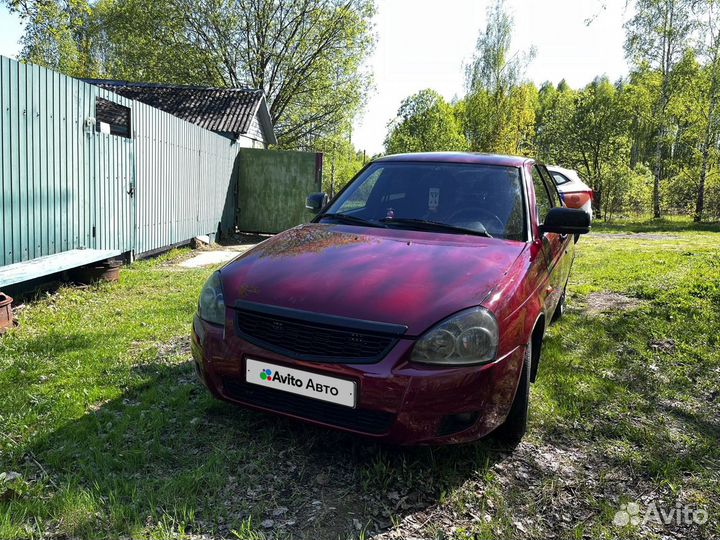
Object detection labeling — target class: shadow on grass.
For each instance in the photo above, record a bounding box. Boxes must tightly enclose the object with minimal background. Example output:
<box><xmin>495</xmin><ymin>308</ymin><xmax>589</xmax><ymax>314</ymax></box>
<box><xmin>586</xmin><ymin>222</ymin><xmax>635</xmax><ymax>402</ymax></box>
<box><xmin>538</xmin><ymin>305</ymin><xmax>720</xmax><ymax>482</ymax></box>
<box><xmin>21</xmin><ymin>359</ymin><xmax>511</xmax><ymax>539</ymax></box>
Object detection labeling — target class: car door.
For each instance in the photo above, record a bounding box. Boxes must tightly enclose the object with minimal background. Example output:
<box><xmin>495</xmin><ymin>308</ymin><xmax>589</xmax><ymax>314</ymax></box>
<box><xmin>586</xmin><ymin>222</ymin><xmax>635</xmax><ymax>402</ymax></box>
<box><xmin>539</xmin><ymin>165</ymin><xmax>574</xmax><ymax>292</ymax></box>
<box><xmin>530</xmin><ymin>164</ymin><xmax>569</xmax><ymax>318</ymax></box>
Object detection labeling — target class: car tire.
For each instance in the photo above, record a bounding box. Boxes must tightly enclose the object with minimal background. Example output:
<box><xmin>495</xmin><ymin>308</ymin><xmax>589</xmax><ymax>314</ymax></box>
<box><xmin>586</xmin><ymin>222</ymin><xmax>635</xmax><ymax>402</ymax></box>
<box><xmin>551</xmin><ymin>288</ymin><xmax>566</xmax><ymax>323</ymax></box>
<box><xmin>490</xmin><ymin>340</ymin><xmax>531</xmax><ymax>447</ymax></box>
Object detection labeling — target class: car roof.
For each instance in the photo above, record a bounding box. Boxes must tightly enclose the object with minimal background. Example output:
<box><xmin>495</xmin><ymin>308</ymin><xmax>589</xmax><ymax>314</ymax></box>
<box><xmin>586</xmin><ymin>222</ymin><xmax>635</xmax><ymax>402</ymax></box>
<box><xmin>374</xmin><ymin>152</ymin><xmax>533</xmax><ymax>167</ymax></box>
<box><xmin>546</xmin><ymin>165</ymin><xmax>585</xmax><ymax>182</ymax></box>
<box><xmin>546</xmin><ymin>164</ymin><xmax>575</xmax><ymax>174</ymax></box>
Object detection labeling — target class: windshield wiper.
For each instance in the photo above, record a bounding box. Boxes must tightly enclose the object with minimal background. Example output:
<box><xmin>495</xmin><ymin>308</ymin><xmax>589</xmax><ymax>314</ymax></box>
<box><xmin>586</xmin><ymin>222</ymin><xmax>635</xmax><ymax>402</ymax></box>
<box><xmin>317</xmin><ymin>213</ymin><xmax>387</xmax><ymax>228</ymax></box>
<box><xmin>380</xmin><ymin>217</ymin><xmax>492</xmax><ymax>238</ymax></box>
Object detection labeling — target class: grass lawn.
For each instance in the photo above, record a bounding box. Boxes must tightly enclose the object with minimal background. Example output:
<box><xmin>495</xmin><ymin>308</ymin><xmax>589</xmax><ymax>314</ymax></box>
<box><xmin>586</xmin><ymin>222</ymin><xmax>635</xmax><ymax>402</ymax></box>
<box><xmin>1</xmin><ymin>219</ymin><xmax>719</xmax><ymax>539</ymax></box>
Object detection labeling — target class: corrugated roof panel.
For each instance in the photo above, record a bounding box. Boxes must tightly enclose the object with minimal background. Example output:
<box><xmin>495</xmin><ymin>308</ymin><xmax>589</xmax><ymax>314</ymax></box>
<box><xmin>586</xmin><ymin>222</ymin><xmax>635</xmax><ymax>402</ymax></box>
<box><xmin>83</xmin><ymin>80</ymin><xmax>265</xmax><ymax>138</ymax></box>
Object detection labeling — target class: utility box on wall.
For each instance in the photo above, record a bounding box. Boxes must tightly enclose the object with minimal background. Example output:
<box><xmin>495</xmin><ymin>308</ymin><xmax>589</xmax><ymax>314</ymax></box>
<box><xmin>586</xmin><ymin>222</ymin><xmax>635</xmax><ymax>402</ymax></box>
<box><xmin>235</xmin><ymin>149</ymin><xmax>323</xmax><ymax>234</ymax></box>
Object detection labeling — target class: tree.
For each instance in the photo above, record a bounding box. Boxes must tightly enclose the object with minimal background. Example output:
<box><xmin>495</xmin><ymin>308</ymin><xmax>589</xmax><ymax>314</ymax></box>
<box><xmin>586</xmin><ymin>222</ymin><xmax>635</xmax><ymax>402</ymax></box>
<box><xmin>462</xmin><ymin>0</ymin><xmax>536</xmax><ymax>154</ymax></box>
<box><xmin>694</xmin><ymin>0</ymin><xmax>720</xmax><ymax>221</ymax></box>
<box><xmin>384</xmin><ymin>89</ymin><xmax>467</xmax><ymax>154</ymax></box>
<box><xmin>464</xmin><ymin>0</ymin><xmax>533</xmax><ymax>96</ymax></box>
<box><xmin>571</xmin><ymin>77</ymin><xmax>631</xmax><ymax>212</ymax></box>
<box><xmin>314</xmin><ymin>131</ymin><xmax>367</xmax><ymax>196</ymax></box>
<box><xmin>3</xmin><ymin>0</ymin><xmax>96</xmax><ymax>75</ymax></box>
<box><xmin>175</xmin><ymin>0</ymin><xmax>376</xmax><ymax>148</ymax></box>
<box><xmin>535</xmin><ymin>80</ymin><xmax>577</xmax><ymax>164</ymax></box>
<box><xmin>4</xmin><ymin>0</ymin><xmax>377</xmax><ymax>149</ymax></box>
<box><xmin>625</xmin><ymin>0</ymin><xmax>697</xmax><ymax>217</ymax></box>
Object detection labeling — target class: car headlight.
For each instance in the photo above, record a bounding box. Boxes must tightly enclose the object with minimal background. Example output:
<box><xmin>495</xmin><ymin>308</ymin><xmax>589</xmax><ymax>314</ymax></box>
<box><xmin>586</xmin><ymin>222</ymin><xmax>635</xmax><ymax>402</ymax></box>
<box><xmin>411</xmin><ymin>307</ymin><xmax>499</xmax><ymax>365</ymax></box>
<box><xmin>198</xmin><ymin>271</ymin><xmax>226</xmax><ymax>325</ymax></box>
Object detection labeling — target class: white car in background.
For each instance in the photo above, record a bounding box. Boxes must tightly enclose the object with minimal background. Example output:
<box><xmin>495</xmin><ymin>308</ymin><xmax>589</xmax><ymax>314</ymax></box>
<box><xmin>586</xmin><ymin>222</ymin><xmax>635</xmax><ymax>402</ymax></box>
<box><xmin>547</xmin><ymin>165</ymin><xmax>594</xmax><ymax>221</ymax></box>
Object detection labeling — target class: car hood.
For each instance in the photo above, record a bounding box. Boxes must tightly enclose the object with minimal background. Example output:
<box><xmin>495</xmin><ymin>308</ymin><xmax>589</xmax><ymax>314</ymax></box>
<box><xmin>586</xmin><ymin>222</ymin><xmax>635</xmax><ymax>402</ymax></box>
<box><xmin>220</xmin><ymin>224</ymin><xmax>525</xmax><ymax>335</ymax></box>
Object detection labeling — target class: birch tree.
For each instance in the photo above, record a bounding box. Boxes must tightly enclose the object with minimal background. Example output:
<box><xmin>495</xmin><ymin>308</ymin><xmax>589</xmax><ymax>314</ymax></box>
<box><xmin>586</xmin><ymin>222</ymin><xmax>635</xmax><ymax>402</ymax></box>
<box><xmin>624</xmin><ymin>0</ymin><xmax>697</xmax><ymax>217</ymax></box>
<box><xmin>694</xmin><ymin>0</ymin><xmax>720</xmax><ymax>221</ymax></box>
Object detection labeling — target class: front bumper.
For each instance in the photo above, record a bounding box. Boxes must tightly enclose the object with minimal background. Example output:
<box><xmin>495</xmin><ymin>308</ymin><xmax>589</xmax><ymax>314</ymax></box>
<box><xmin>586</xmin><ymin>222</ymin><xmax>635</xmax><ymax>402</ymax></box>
<box><xmin>191</xmin><ymin>314</ymin><xmax>525</xmax><ymax>445</ymax></box>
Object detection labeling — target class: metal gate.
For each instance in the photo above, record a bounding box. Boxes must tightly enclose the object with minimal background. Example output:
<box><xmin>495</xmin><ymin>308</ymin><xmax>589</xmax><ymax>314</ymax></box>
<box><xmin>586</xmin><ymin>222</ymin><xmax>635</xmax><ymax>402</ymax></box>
<box><xmin>235</xmin><ymin>148</ymin><xmax>322</xmax><ymax>234</ymax></box>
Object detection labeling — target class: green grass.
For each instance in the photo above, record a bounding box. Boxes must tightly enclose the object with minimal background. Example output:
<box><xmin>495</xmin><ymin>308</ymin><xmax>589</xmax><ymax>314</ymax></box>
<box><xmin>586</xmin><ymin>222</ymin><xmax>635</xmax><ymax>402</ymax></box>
<box><xmin>592</xmin><ymin>214</ymin><xmax>720</xmax><ymax>233</ymax></box>
<box><xmin>1</xmin><ymin>220</ymin><xmax>719</xmax><ymax>539</ymax></box>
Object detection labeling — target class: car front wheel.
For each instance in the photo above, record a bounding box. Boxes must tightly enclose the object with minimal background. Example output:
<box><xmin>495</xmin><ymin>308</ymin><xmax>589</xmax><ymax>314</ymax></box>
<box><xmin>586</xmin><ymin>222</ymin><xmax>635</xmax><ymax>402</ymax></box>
<box><xmin>490</xmin><ymin>340</ymin><xmax>531</xmax><ymax>447</ymax></box>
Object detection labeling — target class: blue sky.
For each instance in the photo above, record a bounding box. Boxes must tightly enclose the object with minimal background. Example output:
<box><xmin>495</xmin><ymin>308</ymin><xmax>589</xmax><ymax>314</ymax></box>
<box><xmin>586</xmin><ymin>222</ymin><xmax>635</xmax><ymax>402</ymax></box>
<box><xmin>0</xmin><ymin>1</ymin><xmax>630</xmax><ymax>154</ymax></box>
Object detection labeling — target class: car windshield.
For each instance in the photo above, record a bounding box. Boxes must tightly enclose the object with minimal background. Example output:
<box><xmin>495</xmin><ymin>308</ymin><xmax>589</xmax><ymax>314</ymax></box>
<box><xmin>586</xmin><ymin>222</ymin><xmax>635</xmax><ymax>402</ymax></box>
<box><xmin>322</xmin><ymin>162</ymin><xmax>526</xmax><ymax>241</ymax></box>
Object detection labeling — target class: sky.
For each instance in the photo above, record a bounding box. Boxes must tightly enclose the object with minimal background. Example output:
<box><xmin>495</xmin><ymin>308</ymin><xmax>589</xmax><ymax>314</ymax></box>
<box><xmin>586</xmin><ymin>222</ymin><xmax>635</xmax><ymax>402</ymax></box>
<box><xmin>0</xmin><ymin>8</ymin><xmax>23</xmax><ymax>59</ymax></box>
<box><xmin>353</xmin><ymin>0</ymin><xmax>631</xmax><ymax>154</ymax></box>
<box><xmin>0</xmin><ymin>1</ymin><xmax>631</xmax><ymax>155</ymax></box>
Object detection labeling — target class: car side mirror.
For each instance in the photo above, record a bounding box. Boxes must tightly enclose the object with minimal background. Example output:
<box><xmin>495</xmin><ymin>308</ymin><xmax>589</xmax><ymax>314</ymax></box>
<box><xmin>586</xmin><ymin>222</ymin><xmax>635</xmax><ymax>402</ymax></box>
<box><xmin>305</xmin><ymin>192</ymin><xmax>328</xmax><ymax>214</ymax></box>
<box><xmin>540</xmin><ymin>207</ymin><xmax>591</xmax><ymax>235</ymax></box>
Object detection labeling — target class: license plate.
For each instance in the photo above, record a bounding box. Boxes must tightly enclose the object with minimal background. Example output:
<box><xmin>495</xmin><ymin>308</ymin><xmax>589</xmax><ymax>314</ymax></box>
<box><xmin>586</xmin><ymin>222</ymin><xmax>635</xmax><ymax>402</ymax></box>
<box><xmin>245</xmin><ymin>358</ymin><xmax>356</xmax><ymax>408</ymax></box>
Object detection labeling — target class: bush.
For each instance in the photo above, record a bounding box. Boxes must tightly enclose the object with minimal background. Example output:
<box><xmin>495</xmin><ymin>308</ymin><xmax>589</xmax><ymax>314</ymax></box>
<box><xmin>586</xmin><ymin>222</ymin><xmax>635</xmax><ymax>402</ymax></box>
<box><xmin>662</xmin><ymin>168</ymin><xmax>699</xmax><ymax>215</ymax></box>
<box><xmin>601</xmin><ymin>163</ymin><xmax>654</xmax><ymax>220</ymax></box>
<box><xmin>700</xmin><ymin>169</ymin><xmax>720</xmax><ymax>220</ymax></box>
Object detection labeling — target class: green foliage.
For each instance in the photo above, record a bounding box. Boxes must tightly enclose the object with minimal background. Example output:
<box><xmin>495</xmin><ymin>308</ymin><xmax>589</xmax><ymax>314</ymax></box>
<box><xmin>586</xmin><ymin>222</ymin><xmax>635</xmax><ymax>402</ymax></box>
<box><xmin>624</xmin><ymin>0</ymin><xmax>699</xmax><ymax>217</ymax></box>
<box><xmin>461</xmin><ymin>0</ymin><xmax>536</xmax><ymax>155</ymax></box>
<box><xmin>464</xmin><ymin>0</ymin><xmax>534</xmax><ymax>95</ymax></box>
<box><xmin>314</xmin><ymin>133</ymin><xmax>368</xmax><ymax>195</ymax></box>
<box><xmin>536</xmin><ymin>80</ymin><xmax>576</xmax><ymax>164</ymax></box>
<box><xmin>602</xmin><ymin>163</ymin><xmax>654</xmax><ymax>220</ymax></box>
<box><xmin>384</xmin><ymin>89</ymin><xmax>467</xmax><ymax>154</ymax></box>
<box><xmin>462</xmin><ymin>83</ymin><xmax>537</xmax><ymax>155</ymax></box>
<box><xmin>8</xmin><ymin>0</ymin><xmax>96</xmax><ymax>75</ymax></box>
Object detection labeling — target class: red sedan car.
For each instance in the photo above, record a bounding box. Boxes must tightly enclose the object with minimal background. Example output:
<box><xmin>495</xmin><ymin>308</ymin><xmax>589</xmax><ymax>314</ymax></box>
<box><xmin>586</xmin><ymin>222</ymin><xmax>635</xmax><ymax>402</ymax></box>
<box><xmin>191</xmin><ymin>153</ymin><xmax>590</xmax><ymax>445</ymax></box>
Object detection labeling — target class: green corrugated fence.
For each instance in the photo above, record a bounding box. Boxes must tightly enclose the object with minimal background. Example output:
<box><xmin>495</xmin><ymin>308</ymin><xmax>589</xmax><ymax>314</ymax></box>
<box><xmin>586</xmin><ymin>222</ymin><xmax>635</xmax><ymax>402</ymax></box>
<box><xmin>0</xmin><ymin>55</ymin><xmax>240</xmax><ymax>269</ymax></box>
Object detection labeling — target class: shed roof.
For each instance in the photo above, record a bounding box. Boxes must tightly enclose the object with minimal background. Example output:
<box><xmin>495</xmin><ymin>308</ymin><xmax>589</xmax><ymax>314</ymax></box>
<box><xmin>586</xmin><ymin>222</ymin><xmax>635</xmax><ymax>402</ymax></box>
<box><xmin>84</xmin><ymin>79</ymin><xmax>277</xmax><ymax>144</ymax></box>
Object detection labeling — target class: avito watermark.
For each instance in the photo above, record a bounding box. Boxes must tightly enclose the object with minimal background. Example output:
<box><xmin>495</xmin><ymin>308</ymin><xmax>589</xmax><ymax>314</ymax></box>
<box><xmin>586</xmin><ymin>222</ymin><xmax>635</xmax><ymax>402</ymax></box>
<box><xmin>613</xmin><ymin>501</ymin><xmax>708</xmax><ymax>527</ymax></box>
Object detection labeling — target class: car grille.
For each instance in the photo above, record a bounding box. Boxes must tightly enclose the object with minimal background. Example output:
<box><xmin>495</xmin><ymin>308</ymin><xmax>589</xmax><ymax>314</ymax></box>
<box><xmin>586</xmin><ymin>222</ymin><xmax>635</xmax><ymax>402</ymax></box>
<box><xmin>233</xmin><ymin>302</ymin><xmax>406</xmax><ymax>363</ymax></box>
<box><xmin>222</xmin><ymin>379</ymin><xmax>395</xmax><ymax>435</ymax></box>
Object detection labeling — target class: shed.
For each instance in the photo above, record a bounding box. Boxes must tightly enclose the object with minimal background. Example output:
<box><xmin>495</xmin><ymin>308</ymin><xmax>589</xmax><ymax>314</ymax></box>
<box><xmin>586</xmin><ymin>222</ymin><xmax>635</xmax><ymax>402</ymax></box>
<box><xmin>0</xmin><ymin>56</ymin><xmax>262</xmax><ymax>289</ymax></box>
<box><xmin>83</xmin><ymin>80</ymin><xmax>277</xmax><ymax>147</ymax></box>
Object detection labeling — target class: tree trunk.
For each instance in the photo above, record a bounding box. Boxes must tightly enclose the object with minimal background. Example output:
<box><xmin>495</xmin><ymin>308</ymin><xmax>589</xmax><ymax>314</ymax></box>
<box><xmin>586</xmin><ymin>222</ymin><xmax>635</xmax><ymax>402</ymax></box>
<box><xmin>652</xmin><ymin>136</ymin><xmax>662</xmax><ymax>219</ymax></box>
<box><xmin>694</xmin><ymin>144</ymin><xmax>709</xmax><ymax>222</ymax></box>
<box><xmin>696</xmin><ymin>72</ymin><xmax>718</xmax><ymax>222</ymax></box>
<box><xmin>594</xmin><ymin>189</ymin><xmax>602</xmax><ymax>218</ymax></box>
<box><xmin>652</xmin><ymin>174</ymin><xmax>661</xmax><ymax>218</ymax></box>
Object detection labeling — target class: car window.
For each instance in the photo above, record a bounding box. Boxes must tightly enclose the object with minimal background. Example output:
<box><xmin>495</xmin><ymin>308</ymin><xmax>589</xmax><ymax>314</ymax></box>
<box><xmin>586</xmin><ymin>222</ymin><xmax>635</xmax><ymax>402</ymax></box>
<box><xmin>339</xmin><ymin>168</ymin><xmax>380</xmax><ymax>211</ymax></box>
<box><xmin>539</xmin><ymin>166</ymin><xmax>560</xmax><ymax>207</ymax></box>
<box><xmin>531</xmin><ymin>165</ymin><xmax>554</xmax><ymax>224</ymax></box>
<box><xmin>551</xmin><ymin>172</ymin><xmax>571</xmax><ymax>186</ymax></box>
<box><xmin>327</xmin><ymin>162</ymin><xmax>527</xmax><ymax>241</ymax></box>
